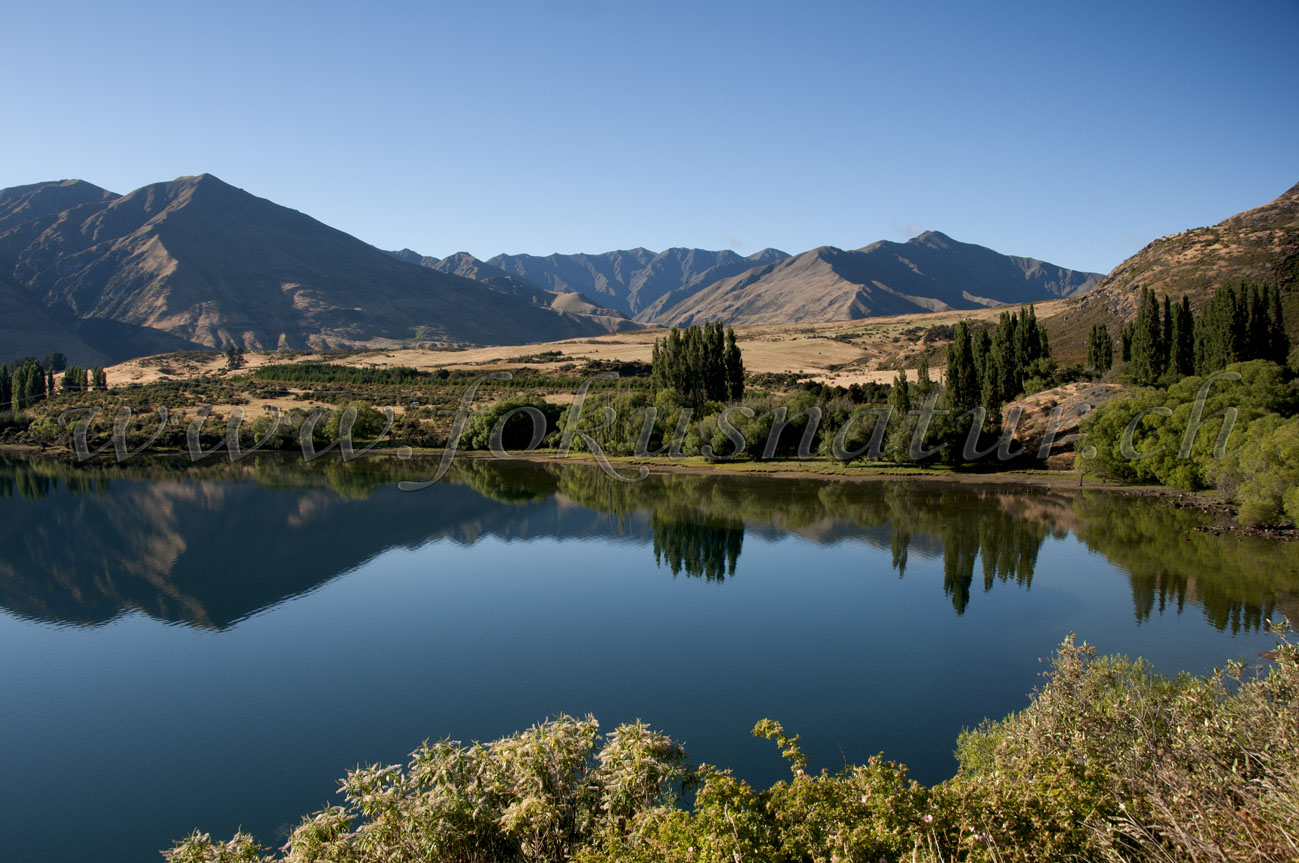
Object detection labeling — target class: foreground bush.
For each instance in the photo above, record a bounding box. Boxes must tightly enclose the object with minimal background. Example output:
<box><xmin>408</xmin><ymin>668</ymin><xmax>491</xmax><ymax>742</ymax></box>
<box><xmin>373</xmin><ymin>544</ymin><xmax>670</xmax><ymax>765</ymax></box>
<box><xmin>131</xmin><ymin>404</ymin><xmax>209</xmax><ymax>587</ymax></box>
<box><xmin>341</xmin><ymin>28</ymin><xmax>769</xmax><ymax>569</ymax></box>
<box><xmin>168</xmin><ymin>624</ymin><xmax>1298</xmax><ymax>863</ymax></box>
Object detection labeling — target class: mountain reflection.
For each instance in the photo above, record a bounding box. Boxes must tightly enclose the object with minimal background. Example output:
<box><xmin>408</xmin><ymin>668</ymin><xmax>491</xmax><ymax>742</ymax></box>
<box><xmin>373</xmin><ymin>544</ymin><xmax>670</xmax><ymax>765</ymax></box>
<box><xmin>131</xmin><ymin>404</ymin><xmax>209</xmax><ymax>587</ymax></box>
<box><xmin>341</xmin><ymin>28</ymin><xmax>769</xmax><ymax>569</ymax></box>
<box><xmin>0</xmin><ymin>456</ymin><xmax>1296</xmax><ymax>631</ymax></box>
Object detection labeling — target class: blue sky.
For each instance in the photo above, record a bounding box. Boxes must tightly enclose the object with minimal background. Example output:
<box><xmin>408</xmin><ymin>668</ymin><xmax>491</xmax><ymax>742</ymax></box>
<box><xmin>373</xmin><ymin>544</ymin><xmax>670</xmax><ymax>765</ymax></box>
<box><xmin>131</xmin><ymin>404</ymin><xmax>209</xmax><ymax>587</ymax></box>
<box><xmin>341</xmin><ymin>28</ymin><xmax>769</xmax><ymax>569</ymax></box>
<box><xmin>2</xmin><ymin>0</ymin><xmax>1296</xmax><ymax>274</ymax></box>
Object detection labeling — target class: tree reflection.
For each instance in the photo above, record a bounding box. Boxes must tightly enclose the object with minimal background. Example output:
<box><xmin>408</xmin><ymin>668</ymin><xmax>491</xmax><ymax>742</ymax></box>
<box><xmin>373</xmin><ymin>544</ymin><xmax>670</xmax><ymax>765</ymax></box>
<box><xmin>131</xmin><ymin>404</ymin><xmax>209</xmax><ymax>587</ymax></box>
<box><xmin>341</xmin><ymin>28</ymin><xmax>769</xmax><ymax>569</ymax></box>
<box><xmin>651</xmin><ymin>514</ymin><xmax>743</xmax><ymax>582</ymax></box>
<box><xmin>0</xmin><ymin>456</ymin><xmax>1295</xmax><ymax>631</ymax></box>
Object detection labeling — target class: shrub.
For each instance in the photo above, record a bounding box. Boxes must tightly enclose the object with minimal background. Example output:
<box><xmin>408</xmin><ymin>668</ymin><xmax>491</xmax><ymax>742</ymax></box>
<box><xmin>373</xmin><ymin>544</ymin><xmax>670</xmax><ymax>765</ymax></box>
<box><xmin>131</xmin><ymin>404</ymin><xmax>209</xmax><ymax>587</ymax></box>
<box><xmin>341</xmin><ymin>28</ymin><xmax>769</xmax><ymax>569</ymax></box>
<box><xmin>168</xmin><ymin>627</ymin><xmax>1299</xmax><ymax>863</ymax></box>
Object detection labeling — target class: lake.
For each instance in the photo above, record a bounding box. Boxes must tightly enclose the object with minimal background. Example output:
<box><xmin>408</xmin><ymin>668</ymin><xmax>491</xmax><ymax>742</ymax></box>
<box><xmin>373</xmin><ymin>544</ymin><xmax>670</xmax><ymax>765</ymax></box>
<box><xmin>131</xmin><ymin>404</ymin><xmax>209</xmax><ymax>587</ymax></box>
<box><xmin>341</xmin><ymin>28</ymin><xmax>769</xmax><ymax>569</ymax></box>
<box><xmin>1</xmin><ymin>455</ymin><xmax>1296</xmax><ymax>862</ymax></box>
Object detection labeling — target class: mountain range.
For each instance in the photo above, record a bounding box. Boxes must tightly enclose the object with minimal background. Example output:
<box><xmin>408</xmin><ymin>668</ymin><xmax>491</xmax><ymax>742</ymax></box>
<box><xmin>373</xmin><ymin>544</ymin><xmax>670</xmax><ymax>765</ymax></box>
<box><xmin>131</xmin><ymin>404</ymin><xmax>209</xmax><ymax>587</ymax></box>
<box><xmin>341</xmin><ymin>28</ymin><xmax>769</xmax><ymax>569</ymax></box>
<box><xmin>398</xmin><ymin>239</ymin><xmax>1101</xmax><ymax>327</ymax></box>
<box><xmin>1</xmin><ymin>173</ymin><xmax>1108</xmax><ymax>365</ymax></box>
<box><xmin>0</xmin><ymin>175</ymin><xmax>617</xmax><ymax>365</ymax></box>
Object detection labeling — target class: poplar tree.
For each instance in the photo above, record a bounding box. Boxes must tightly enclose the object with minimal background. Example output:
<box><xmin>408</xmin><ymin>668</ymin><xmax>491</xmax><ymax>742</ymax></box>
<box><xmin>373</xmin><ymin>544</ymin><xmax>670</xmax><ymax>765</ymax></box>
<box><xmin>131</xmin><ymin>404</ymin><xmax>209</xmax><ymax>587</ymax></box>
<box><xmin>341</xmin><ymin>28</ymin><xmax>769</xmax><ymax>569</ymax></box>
<box><xmin>1129</xmin><ymin>288</ymin><xmax>1165</xmax><ymax>385</ymax></box>
<box><xmin>945</xmin><ymin>320</ymin><xmax>980</xmax><ymax>413</ymax></box>
<box><xmin>914</xmin><ymin>352</ymin><xmax>932</xmax><ymax>397</ymax></box>
<box><xmin>1265</xmin><ymin>283</ymin><xmax>1290</xmax><ymax>363</ymax></box>
<box><xmin>651</xmin><ymin>321</ymin><xmax>744</xmax><ymax>407</ymax></box>
<box><xmin>1169</xmin><ymin>296</ymin><xmax>1195</xmax><ymax>377</ymax></box>
<box><xmin>1087</xmin><ymin>322</ymin><xmax>1113</xmax><ymax>372</ymax></box>
<box><xmin>62</xmin><ymin>365</ymin><xmax>85</xmax><ymax>393</ymax></box>
<box><xmin>723</xmin><ymin>327</ymin><xmax>744</xmax><ymax>400</ymax></box>
<box><xmin>0</xmin><ymin>363</ymin><xmax>10</xmax><ymax>411</ymax></box>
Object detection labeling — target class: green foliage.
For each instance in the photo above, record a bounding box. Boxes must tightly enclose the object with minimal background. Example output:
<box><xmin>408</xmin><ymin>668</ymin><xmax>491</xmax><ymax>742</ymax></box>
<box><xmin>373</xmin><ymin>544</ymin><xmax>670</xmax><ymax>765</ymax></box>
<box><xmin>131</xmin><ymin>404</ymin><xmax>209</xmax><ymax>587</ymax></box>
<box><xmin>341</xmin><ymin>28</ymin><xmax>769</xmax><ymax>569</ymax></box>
<box><xmin>1211</xmin><ymin>414</ymin><xmax>1299</xmax><ymax>525</ymax></box>
<box><xmin>8</xmin><ymin>358</ymin><xmax>46</xmax><ymax>411</ymax></box>
<box><xmin>1087</xmin><ymin>321</ymin><xmax>1114</xmax><ymax>372</ymax></box>
<box><xmin>253</xmin><ymin>362</ymin><xmax>429</xmax><ymax>385</ymax></box>
<box><xmin>462</xmin><ymin>396</ymin><xmax>563</xmax><ymax>451</ymax></box>
<box><xmin>1128</xmin><ymin>287</ymin><xmax>1166</xmax><ymax>385</ymax></box>
<box><xmin>166</xmin><ymin>715</ymin><xmax>688</xmax><ymax>863</ymax></box>
<box><xmin>948</xmin><ymin>626</ymin><xmax>1299</xmax><ymax>862</ymax></box>
<box><xmin>321</xmin><ymin>402</ymin><xmax>391</xmax><ymax>446</ymax></box>
<box><xmin>60</xmin><ymin>365</ymin><xmax>89</xmax><ymax>393</ymax></box>
<box><xmin>1077</xmin><ymin>359</ymin><xmax>1297</xmax><ymax>491</ymax></box>
<box><xmin>945</xmin><ymin>321</ymin><xmax>980</xmax><ymax>414</ymax></box>
<box><xmin>650</xmin><ymin>322</ymin><xmax>743</xmax><ymax>408</ymax></box>
<box><xmin>168</xmin><ymin>629</ymin><xmax>1299</xmax><ymax>863</ymax></box>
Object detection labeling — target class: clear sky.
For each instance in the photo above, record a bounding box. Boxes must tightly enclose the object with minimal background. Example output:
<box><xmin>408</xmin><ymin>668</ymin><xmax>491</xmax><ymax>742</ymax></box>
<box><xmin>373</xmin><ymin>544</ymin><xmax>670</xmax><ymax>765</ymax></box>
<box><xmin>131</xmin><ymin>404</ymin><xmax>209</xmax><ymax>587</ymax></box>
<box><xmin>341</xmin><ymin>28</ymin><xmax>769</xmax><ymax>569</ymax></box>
<box><xmin>2</xmin><ymin>0</ymin><xmax>1296</xmax><ymax>274</ymax></box>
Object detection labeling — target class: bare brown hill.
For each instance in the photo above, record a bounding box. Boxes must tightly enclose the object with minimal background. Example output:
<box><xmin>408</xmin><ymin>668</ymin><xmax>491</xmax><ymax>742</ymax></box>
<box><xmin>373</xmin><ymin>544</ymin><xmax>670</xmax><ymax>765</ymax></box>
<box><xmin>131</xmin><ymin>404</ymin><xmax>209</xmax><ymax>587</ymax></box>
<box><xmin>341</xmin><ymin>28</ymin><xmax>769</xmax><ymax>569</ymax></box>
<box><xmin>1048</xmin><ymin>181</ymin><xmax>1299</xmax><ymax>363</ymax></box>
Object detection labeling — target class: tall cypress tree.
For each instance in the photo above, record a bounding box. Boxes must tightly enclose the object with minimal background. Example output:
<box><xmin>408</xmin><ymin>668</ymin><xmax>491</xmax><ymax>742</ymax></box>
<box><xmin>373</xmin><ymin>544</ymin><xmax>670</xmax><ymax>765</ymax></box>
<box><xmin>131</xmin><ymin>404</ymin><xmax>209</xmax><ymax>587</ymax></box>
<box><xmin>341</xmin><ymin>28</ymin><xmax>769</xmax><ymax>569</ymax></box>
<box><xmin>652</xmin><ymin>322</ymin><xmax>744</xmax><ymax>405</ymax></box>
<box><xmin>990</xmin><ymin>311</ymin><xmax>1019</xmax><ymax>400</ymax></box>
<box><xmin>0</xmin><ymin>363</ymin><xmax>9</xmax><ymax>411</ymax></box>
<box><xmin>1168</xmin><ymin>296</ymin><xmax>1195</xmax><ymax>377</ymax></box>
<box><xmin>1265</xmin><ymin>283</ymin><xmax>1290</xmax><ymax>363</ymax></box>
<box><xmin>1087</xmin><ymin>322</ymin><xmax>1113</xmax><ymax>372</ymax></box>
<box><xmin>1129</xmin><ymin>288</ymin><xmax>1164</xmax><ymax>385</ymax></box>
<box><xmin>1169</xmin><ymin>295</ymin><xmax>1179</xmax><ymax>371</ymax></box>
<box><xmin>971</xmin><ymin>328</ymin><xmax>991</xmax><ymax>385</ymax></box>
<box><xmin>1194</xmin><ymin>284</ymin><xmax>1242</xmax><ymax>374</ymax></box>
<box><xmin>945</xmin><ymin>320</ymin><xmax>980</xmax><ymax>413</ymax></box>
<box><xmin>723</xmin><ymin>327</ymin><xmax>744</xmax><ymax>401</ymax></box>
<box><xmin>914</xmin><ymin>352</ymin><xmax>932</xmax><ymax>397</ymax></box>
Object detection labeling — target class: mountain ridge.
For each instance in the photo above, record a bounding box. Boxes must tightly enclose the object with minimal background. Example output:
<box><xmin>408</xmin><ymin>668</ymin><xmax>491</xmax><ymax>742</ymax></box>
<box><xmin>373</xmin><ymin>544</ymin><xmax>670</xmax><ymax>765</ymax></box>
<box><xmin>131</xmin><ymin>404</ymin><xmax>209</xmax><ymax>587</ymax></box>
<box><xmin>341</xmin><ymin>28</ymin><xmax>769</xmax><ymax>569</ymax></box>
<box><xmin>0</xmin><ymin>175</ymin><xmax>615</xmax><ymax>363</ymax></box>
<box><xmin>646</xmin><ymin>231</ymin><xmax>1102</xmax><ymax>327</ymax></box>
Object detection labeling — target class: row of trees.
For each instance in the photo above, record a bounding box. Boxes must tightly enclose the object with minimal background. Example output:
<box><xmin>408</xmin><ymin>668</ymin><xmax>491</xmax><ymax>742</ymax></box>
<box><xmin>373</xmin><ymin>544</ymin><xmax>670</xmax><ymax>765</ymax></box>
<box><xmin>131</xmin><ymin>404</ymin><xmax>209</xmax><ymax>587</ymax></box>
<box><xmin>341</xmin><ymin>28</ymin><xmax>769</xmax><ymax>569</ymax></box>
<box><xmin>649</xmin><ymin>322</ymin><xmax>744</xmax><ymax>407</ymax></box>
<box><xmin>1</xmin><ymin>359</ymin><xmax>107</xmax><ymax>411</ymax></box>
<box><xmin>942</xmin><ymin>305</ymin><xmax>1052</xmax><ymax>418</ymax></box>
<box><xmin>1119</xmin><ymin>283</ymin><xmax>1289</xmax><ymax>385</ymax></box>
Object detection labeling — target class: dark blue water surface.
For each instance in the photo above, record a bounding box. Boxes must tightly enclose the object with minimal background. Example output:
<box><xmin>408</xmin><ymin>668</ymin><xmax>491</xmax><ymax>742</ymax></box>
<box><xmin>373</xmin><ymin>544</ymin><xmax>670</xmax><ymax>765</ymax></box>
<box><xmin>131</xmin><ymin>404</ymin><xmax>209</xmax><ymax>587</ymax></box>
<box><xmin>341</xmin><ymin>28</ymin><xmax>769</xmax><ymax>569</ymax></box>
<box><xmin>1</xmin><ymin>456</ymin><xmax>1295</xmax><ymax>862</ymax></box>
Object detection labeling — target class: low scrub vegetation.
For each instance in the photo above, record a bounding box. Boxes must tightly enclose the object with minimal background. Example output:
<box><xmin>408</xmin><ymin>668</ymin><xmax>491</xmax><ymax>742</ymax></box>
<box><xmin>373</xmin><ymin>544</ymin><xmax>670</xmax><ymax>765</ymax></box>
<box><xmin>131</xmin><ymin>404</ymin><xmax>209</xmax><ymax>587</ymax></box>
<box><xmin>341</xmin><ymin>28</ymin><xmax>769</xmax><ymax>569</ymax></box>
<box><xmin>1078</xmin><ymin>359</ymin><xmax>1299</xmax><ymax>524</ymax></box>
<box><xmin>167</xmin><ymin>624</ymin><xmax>1298</xmax><ymax>863</ymax></box>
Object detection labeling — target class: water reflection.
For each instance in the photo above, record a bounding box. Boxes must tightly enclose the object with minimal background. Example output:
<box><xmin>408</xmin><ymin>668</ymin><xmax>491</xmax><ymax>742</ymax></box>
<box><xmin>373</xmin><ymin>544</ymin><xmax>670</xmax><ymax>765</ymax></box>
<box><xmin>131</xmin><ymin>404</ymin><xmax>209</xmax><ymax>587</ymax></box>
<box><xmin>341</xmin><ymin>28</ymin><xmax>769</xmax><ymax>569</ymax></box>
<box><xmin>0</xmin><ymin>455</ymin><xmax>1296</xmax><ymax>631</ymax></box>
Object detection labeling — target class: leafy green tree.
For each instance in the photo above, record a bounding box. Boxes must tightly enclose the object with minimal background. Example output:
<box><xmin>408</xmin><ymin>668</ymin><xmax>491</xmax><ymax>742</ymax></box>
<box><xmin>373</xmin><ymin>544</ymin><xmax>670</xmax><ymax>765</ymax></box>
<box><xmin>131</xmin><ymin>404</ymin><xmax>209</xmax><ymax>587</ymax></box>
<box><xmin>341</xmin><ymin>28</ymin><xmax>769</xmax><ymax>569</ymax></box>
<box><xmin>1194</xmin><ymin>284</ymin><xmax>1246</xmax><ymax>374</ymax></box>
<box><xmin>1265</xmin><ymin>282</ymin><xmax>1290</xmax><ymax>363</ymax></box>
<box><xmin>225</xmin><ymin>346</ymin><xmax>246</xmax><ymax>370</ymax></box>
<box><xmin>1211</xmin><ymin>414</ymin><xmax>1299</xmax><ymax>525</ymax></box>
<box><xmin>913</xmin><ymin>352</ymin><xmax>932</xmax><ymax>397</ymax></box>
<box><xmin>463</xmin><ymin>396</ymin><xmax>564</xmax><ymax>451</ymax></box>
<box><xmin>322</xmin><ymin>402</ymin><xmax>390</xmax><ymax>445</ymax></box>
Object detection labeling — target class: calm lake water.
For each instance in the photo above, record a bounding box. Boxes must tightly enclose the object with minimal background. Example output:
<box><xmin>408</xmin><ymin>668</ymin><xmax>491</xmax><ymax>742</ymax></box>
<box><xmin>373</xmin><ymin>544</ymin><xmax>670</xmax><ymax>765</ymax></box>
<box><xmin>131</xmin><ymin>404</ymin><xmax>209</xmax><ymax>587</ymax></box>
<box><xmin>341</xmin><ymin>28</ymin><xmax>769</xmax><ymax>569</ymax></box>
<box><xmin>1</xmin><ymin>455</ymin><xmax>1297</xmax><ymax>862</ymax></box>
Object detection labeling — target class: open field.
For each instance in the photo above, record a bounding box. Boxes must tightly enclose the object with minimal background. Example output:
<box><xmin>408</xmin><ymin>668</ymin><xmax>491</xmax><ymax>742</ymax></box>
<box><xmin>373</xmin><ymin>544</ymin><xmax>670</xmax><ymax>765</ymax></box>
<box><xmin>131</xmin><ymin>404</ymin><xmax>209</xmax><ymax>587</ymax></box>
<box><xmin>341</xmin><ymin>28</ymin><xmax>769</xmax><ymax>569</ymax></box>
<box><xmin>105</xmin><ymin>298</ymin><xmax>1080</xmax><ymax>388</ymax></box>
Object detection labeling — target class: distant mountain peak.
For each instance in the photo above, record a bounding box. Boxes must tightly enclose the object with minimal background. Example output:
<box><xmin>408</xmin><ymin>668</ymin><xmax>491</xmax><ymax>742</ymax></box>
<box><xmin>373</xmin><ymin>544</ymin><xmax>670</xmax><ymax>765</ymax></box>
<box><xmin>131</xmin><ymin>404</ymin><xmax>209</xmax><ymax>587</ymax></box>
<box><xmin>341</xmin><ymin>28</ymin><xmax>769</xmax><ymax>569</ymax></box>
<box><xmin>910</xmin><ymin>230</ymin><xmax>956</xmax><ymax>247</ymax></box>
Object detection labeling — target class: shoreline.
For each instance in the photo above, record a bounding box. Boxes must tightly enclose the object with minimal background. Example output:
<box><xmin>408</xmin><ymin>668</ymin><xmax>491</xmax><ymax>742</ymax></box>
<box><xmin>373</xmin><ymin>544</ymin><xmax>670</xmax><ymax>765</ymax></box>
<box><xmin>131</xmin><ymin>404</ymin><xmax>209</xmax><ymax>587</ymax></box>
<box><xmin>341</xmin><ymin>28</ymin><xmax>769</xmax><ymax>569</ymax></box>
<box><xmin>4</xmin><ymin>441</ymin><xmax>1292</xmax><ymax>540</ymax></box>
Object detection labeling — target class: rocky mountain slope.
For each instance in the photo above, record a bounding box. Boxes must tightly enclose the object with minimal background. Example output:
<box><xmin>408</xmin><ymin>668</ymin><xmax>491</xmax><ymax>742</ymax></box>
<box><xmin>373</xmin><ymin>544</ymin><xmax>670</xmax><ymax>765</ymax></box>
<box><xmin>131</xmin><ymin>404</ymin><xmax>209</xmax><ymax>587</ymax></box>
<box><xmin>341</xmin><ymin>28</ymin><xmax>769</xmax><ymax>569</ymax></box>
<box><xmin>390</xmin><ymin>249</ymin><xmax>638</xmax><ymax>333</ymax></box>
<box><xmin>487</xmin><ymin>246</ymin><xmax>790</xmax><ymax>317</ymax></box>
<box><xmin>1047</xmin><ymin>181</ymin><xmax>1299</xmax><ymax>362</ymax></box>
<box><xmin>0</xmin><ymin>175</ymin><xmax>613</xmax><ymax>364</ymax></box>
<box><xmin>645</xmin><ymin>231</ymin><xmax>1102</xmax><ymax>327</ymax></box>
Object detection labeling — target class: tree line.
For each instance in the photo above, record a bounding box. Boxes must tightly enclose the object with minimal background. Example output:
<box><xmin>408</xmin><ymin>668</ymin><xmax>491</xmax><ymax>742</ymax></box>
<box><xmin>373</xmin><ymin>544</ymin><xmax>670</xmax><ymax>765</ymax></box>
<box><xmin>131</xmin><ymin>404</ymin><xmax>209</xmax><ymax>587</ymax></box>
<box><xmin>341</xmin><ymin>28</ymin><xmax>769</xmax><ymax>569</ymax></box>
<box><xmin>1112</xmin><ymin>283</ymin><xmax>1289</xmax><ymax>385</ymax></box>
<box><xmin>0</xmin><ymin>357</ymin><xmax>107</xmax><ymax>411</ymax></box>
<box><xmin>941</xmin><ymin>304</ymin><xmax>1052</xmax><ymax>417</ymax></box>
